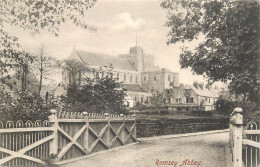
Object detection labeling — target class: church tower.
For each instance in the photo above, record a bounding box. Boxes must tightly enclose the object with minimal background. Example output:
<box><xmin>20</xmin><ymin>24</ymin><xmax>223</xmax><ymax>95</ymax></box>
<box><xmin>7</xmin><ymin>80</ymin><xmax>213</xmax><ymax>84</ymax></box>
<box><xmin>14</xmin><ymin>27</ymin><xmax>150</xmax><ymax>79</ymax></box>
<box><xmin>129</xmin><ymin>46</ymin><xmax>143</xmax><ymax>72</ymax></box>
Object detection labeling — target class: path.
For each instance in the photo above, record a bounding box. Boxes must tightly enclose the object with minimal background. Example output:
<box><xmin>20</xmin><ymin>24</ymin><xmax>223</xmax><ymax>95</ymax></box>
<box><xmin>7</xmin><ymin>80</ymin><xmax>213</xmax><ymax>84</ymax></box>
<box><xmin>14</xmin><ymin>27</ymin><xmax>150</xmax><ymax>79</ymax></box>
<box><xmin>61</xmin><ymin>132</ymin><xmax>231</xmax><ymax>167</ymax></box>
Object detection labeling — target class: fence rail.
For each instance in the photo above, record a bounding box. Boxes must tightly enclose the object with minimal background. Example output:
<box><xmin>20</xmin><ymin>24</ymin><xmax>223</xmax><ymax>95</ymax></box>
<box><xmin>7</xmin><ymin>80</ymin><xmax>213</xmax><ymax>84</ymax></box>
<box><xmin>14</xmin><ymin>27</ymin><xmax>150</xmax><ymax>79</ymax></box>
<box><xmin>0</xmin><ymin>110</ymin><xmax>137</xmax><ymax>166</ymax></box>
<box><xmin>0</xmin><ymin>120</ymin><xmax>52</xmax><ymax>167</ymax></box>
<box><xmin>229</xmin><ymin>108</ymin><xmax>260</xmax><ymax>167</ymax></box>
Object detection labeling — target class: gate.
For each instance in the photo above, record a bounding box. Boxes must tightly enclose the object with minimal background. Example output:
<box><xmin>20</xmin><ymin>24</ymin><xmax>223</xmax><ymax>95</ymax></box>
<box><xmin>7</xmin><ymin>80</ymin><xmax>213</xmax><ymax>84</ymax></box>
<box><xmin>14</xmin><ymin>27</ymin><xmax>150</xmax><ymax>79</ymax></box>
<box><xmin>229</xmin><ymin>108</ymin><xmax>260</xmax><ymax>167</ymax></box>
<box><xmin>0</xmin><ymin>110</ymin><xmax>137</xmax><ymax>166</ymax></box>
<box><xmin>50</xmin><ymin>111</ymin><xmax>137</xmax><ymax>165</ymax></box>
<box><xmin>0</xmin><ymin>120</ymin><xmax>53</xmax><ymax>166</ymax></box>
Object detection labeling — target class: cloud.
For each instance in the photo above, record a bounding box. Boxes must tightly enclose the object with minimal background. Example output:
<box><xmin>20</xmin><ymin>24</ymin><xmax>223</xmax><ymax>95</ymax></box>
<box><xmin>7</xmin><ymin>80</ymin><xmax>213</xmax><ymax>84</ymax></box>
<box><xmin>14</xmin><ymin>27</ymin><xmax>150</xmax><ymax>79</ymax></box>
<box><xmin>111</xmin><ymin>12</ymin><xmax>146</xmax><ymax>31</ymax></box>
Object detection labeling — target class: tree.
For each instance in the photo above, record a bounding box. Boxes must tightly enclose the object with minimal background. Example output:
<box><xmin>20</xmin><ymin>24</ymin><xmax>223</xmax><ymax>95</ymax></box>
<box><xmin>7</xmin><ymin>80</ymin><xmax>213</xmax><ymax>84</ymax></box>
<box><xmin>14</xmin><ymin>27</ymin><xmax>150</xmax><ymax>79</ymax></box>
<box><xmin>216</xmin><ymin>98</ymin><xmax>235</xmax><ymax>115</ymax></box>
<box><xmin>0</xmin><ymin>0</ymin><xmax>97</xmax><ymax>36</ymax></box>
<box><xmin>0</xmin><ymin>1</ymin><xmax>98</xmax><ymax>121</ymax></box>
<box><xmin>60</xmin><ymin>59</ymin><xmax>90</xmax><ymax>87</ymax></box>
<box><xmin>150</xmin><ymin>90</ymin><xmax>165</xmax><ymax>111</ymax></box>
<box><xmin>161</xmin><ymin>1</ymin><xmax>259</xmax><ymax>106</ymax></box>
<box><xmin>61</xmin><ymin>66</ymin><xmax>127</xmax><ymax>114</ymax></box>
<box><xmin>31</xmin><ymin>45</ymin><xmax>58</xmax><ymax>96</ymax></box>
<box><xmin>1</xmin><ymin>0</ymin><xmax>97</xmax><ymax>82</ymax></box>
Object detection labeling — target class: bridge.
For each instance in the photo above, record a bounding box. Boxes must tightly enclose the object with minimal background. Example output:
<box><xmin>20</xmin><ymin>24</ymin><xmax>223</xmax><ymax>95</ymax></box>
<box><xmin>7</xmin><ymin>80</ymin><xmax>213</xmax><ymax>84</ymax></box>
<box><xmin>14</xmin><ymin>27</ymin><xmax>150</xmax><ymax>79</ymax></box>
<box><xmin>61</xmin><ymin>130</ymin><xmax>232</xmax><ymax>167</ymax></box>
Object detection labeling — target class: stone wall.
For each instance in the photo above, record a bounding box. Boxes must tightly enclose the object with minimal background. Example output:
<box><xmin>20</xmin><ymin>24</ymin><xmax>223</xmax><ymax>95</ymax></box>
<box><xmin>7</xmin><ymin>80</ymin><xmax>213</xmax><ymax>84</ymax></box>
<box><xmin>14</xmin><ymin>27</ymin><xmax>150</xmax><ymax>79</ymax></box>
<box><xmin>136</xmin><ymin>117</ymin><xmax>229</xmax><ymax>138</ymax></box>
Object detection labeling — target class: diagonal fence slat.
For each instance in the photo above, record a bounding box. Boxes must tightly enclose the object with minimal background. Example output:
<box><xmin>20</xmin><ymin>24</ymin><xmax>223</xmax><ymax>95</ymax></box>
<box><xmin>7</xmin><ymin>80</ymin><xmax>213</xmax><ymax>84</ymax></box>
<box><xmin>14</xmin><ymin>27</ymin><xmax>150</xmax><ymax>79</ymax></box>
<box><xmin>0</xmin><ymin>111</ymin><xmax>136</xmax><ymax>166</ymax></box>
<box><xmin>0</xmin><ymin>120</ymin><xmax>52</xmax><ymax>167</ymax></box>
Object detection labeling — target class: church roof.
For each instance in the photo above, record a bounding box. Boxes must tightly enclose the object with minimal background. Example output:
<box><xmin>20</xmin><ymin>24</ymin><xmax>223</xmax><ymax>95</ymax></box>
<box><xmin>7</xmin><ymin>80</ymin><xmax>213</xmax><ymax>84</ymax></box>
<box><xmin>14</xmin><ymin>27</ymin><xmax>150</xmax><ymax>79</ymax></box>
<box><xmin>122</xmin><ymin>84</ymin><xmax>148</xmax><ymax>93</ymax></box>
<box><xmin>75</xmin><ymin>50</ymin><xmax>136</xmax><ymax>71</ymax></box>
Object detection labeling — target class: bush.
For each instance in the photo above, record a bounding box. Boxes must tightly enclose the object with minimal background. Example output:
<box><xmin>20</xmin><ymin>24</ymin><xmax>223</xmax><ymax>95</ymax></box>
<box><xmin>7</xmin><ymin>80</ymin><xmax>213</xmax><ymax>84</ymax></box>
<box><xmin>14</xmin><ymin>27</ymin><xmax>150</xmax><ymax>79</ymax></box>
<box><xmin>0</xmin><ymin>90</ymin><xmax>58</xmax><ymax>122</ymax></box>
<box><xmin>215</xmin><ymin>99</ymin><xmax>235</xmax><ymax>115</ymax></box>
<box><xmin>160</xmin><ymin>110</ymin><xmax>170</xmax><ymax>115</ymax></box>
<box><xmin>191</xmin><ymin>110</ymin><xmax>213</xmax><ymax>117</ymax></box>
<box><xmin>132</xmin><ymin>102</ymin><xmax>147</xmax><ymax>111</ymax></box>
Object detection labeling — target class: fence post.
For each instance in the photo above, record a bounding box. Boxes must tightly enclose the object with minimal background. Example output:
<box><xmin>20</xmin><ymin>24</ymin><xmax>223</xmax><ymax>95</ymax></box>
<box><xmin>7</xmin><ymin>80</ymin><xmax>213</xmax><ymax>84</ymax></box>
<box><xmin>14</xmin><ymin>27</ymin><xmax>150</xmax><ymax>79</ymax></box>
<box><xmin>105</xmin><ymin>113</ymin><xmax>110</xmax><ymax>148</ymax></box>
<box><xmin>82</xmin><ymin>111</ymin><xmax>89</xmax><ymax>151</ymax></box>
<box><xmin>120</xmin><ymin>114</ymin><xmax>125</xmax><ymax>145</ymax></box>
<box><xmin>133</xmin><ymin>114</ymin><xmax>137</xmax><ymax>139</ymax></box>
<box><xmin>48</xmin><ymin>109</ymin><xmax>59</xmax><ymax>157</ymax></box>
<box><xmin>230</xmin><ymin>107</ymin><xmax>243</xmax><ymax>167</ymax></box>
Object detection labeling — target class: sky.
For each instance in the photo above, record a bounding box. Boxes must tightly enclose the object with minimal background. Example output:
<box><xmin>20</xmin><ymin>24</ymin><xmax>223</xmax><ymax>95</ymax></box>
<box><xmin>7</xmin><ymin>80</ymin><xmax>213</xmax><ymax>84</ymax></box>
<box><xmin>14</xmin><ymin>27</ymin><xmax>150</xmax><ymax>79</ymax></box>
<box><xmin>5</xmin><ymin>0</ymin><xmax>209</xmax><ymax>85</ymax></box>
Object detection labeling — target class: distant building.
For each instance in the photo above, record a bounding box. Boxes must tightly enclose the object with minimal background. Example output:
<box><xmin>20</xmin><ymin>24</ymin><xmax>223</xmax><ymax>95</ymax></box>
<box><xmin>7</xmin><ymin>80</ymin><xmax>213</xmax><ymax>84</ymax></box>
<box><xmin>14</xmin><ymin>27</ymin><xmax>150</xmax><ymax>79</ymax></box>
<box><xmin>62</xmin><ymin>46</ymin><xmax>179</xmax><ymax>106</ymax></box>
<box><xmin>163</xmin><ymin>82</ymin><xmax>218</xmax><ymax>111</ymax></box>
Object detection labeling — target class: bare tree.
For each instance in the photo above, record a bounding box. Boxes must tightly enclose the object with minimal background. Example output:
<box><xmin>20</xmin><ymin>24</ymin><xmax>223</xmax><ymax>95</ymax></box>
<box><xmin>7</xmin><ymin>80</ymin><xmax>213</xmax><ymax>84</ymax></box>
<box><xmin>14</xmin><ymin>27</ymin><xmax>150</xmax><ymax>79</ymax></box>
<box><xmin>31</xmin><ymin>45</ymin><xmax>58</xmax><ymax>96</ymax></box>
<box><xmin>150</xmin><ymin>90</ymin><xmax>165</xmax><ymax>111</ymax></box>
<box><xmin>60</xmin><ymin>59</ymin><xmax>90</xmax><ymax>87</ymax></box>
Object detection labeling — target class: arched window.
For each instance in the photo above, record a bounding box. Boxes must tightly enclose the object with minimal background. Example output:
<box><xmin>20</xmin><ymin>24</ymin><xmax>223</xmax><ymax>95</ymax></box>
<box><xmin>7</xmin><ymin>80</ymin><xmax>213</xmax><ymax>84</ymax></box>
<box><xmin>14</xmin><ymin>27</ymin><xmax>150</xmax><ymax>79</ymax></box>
<box><xmin>78</xmin><ymin>71</ymin><xmax>81</xmax><ymax>85</ymax></box>
<box><xmin>168</xmin><ymin>75</ymin><xmax>171</xmax><ymax>81</ymax></box>
<box><xmin>124</xmin><ymin>74</ymin><xmax>126</xmax><ymax>81</ymax></box>
<box><xmin>130</xmin><ymin>75</ymin><xmax>132</xmax><ymax>83</ymax></box>
<box><xmin>144</xmin><ymin>76</ymin><xmax>146</xmax><ymax>81</ymax></box>
<box><xmin>136</xmin><ymin>76</ymin><xmax>138</xmax><ymax>83</ymax></box>
<box><xmin>117</xmin><ymin>73</ymin><xmax>119</xmax><ymax>80</ymax></box>
<box><xmin>154</xmin><ymin>76</ymin><xmax>156</xmax><ymax>81</ymax></box>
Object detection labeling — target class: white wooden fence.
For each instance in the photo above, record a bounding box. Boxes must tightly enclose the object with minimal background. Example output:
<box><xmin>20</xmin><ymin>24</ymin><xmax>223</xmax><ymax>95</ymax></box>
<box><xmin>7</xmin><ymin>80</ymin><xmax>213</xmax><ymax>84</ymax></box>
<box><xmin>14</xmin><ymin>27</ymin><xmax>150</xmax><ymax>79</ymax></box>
<box><xmin>229</xmin><ymin>108</ymin><xmax>260</xmax><ymax>167</ymax></box>
<box><xmin>0</xmin><ymin>110</ymin><xmax>137</xmax><ymax>166</ymax></box>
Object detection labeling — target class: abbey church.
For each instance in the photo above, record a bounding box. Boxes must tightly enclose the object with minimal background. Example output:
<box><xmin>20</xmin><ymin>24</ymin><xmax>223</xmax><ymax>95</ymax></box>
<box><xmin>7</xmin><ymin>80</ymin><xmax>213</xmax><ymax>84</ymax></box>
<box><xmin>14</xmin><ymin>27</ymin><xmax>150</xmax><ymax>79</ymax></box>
<box><xmin>62</xmin><ymin>46</ymin><xmax>179</xmax><ymax>107</ymax></box>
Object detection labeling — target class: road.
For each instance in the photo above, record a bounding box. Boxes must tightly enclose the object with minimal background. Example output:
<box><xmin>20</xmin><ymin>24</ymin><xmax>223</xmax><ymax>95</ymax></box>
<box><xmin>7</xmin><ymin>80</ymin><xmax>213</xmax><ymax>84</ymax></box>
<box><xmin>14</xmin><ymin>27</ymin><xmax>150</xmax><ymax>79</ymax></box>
<box><xmin>61</xmin><ymin>132</ymin><xmax>231</xmax><ymax>167</ymax></box>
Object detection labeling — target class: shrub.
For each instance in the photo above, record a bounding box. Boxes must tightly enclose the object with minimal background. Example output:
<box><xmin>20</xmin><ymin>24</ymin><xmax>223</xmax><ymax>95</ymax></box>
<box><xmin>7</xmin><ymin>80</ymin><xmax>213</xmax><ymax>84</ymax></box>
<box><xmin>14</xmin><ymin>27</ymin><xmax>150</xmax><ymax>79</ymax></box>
<box><xmin>191</xmin><ymin>110</ymin><xmax>213</xmax><ymax>117</ymax></box>
<box><xmin>159</xmin><ymin>110</ymin><xmax>170</xmax><ymax>115</ymax></box>
<box><xmin>0</xmin><ymin>90</ymin><xmax>58</xmax><ymax>122</ymax></box>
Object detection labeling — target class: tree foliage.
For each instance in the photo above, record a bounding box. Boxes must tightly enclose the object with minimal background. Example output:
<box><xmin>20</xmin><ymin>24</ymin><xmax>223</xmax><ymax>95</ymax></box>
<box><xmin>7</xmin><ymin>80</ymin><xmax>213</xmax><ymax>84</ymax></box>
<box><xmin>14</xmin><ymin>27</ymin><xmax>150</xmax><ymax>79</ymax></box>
<box><xmin>0</xmin><ymin>0</ymin><xmax>98</xmax><ymax>121</ymax></box>
<box><xmin>0</xmin><ymin>90</ymin><xmax>58</xmax><ymax>122</ymax></box>
<box><xmin>161</xmin><ymin>0</ymin><xmax>260</xmax><ymax>104</ymax></box>
<box><xmin>61</xmin><ymin>66</ymin><xmax>127</xmax><ymax>114</ymax></box>
<box><xmin>1</xmin><ymin>0</ymin><xmax>97</xmax><ymax>79</ymax></box>
<box><xmin>0</xmin><ymin>0</ymin><xmax>97</xmax><ymax>36</ymax></box>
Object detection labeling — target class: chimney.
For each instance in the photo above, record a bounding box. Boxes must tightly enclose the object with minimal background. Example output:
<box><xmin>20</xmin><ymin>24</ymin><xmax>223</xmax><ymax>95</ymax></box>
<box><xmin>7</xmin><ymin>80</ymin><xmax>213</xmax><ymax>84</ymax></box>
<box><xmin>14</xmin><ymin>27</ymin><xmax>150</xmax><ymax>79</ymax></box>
<box><xmin>193</xmin><ymin>81</ymin><xmax>198</xmax><ymax>89</ymax></box>
<box><xmin>205</xmin><ymin>84</ymin><xmax>210</xmax><ymax>89</ymax></box>
<box><xmin>198</xmin><ymin>82</ymin><xmax>204</xmax><ymax>90</ymax></box>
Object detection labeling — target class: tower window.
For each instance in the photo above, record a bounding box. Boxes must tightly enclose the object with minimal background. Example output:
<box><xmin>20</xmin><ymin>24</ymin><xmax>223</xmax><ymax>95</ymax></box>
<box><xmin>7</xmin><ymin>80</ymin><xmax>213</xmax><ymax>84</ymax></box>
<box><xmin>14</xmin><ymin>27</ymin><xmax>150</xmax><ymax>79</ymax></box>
<box><xmin>136</xmin><ymin>76</ymin><xmax>138</xmax><ymax>83</ymax></box>
<box><xmin>168</xmin><ymin>75</ymin><xmax>171</xmax><ymax>81</ymax></box>
<box><xmin>124</xmin><ymin>74</ymin><xmax>126</xmax><ymax>81</ymax></box>
<box><xmin>130</xmin><ymin>75</ymin><xmax>132</xmax><ymax>83</ymax></box>
<box><xmin>117</xmin><ymin>73</ymin><xmax>119</xmax><ymax>80</ymax></box>
<box><xmin>144</xmin><ymin>76</ymin><xmax>146</xmax><ymax>81</ymax></box>
<box><xmin>154</xmin><ymin>76</ymin><xmax>156</xmax><ymax>81</ymax></box>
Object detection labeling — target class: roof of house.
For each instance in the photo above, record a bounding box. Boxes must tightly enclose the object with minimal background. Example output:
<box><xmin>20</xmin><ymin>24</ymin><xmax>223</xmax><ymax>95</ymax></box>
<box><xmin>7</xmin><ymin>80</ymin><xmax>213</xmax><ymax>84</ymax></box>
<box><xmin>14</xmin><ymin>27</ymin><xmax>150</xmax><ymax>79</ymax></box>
<box><xmin>122</xmin><ymin>84</ymin><xmax>147</xmax><ymax>93</ymax></box>
<box><xmin>187</xmin><ymin>85</ymin><xmax>216</xmax><ymax>98</ymax></box>
<box><xmin>209</xmin><ymin>88</ymin><xmax>221</xmax><ymax>97</ymax></box>
<box><xmin>75</xmin><ymin>50</ymin><xmax>136</xmax><ymax>71</ymax></box>
<box><xmin>163</xmin><ymin>103</ymin><xmax>199</xmax><ymax>107</ymax></box>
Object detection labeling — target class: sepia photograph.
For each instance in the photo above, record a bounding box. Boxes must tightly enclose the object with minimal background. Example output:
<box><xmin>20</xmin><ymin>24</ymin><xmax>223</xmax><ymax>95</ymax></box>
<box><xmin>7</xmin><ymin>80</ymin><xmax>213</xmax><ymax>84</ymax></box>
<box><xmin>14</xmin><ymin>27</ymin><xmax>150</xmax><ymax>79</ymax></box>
<box><xmin>0</xmin><ymin>0</ymin><xmax>259</xmax><ymax>167</ymax></box>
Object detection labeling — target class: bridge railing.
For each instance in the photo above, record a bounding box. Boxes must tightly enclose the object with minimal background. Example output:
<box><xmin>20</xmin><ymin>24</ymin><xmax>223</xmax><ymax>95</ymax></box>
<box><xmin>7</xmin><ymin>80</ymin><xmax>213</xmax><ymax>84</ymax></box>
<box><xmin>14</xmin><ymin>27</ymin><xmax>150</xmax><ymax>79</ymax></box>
<box><xmin>229</xmin><ymin>108</ymin><xmax>260</xmax><ymax>167</ymax></box>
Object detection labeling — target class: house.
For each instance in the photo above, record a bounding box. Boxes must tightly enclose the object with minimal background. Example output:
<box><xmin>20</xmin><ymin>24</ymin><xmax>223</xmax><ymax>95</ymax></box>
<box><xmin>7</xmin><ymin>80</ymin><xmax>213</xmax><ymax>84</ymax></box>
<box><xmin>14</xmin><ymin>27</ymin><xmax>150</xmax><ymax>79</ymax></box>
<box><xmin>185</xmin><ymin>82</ymin><xmax>217</xmax><ymax>111</ymax></box>
<box><xmin>163</xmin><ymin>85</ymin><xmax>199</xmax><ymax>111</ymax></box>
<box><xmin>62</xmin><ymin>46</ymin><xmax>179</xmax><ymax>106</ymax></box>
<box><xmin>163</xmin><ymin>82</ymin><xmax>218</xmax><ymax>111</ymax></box>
